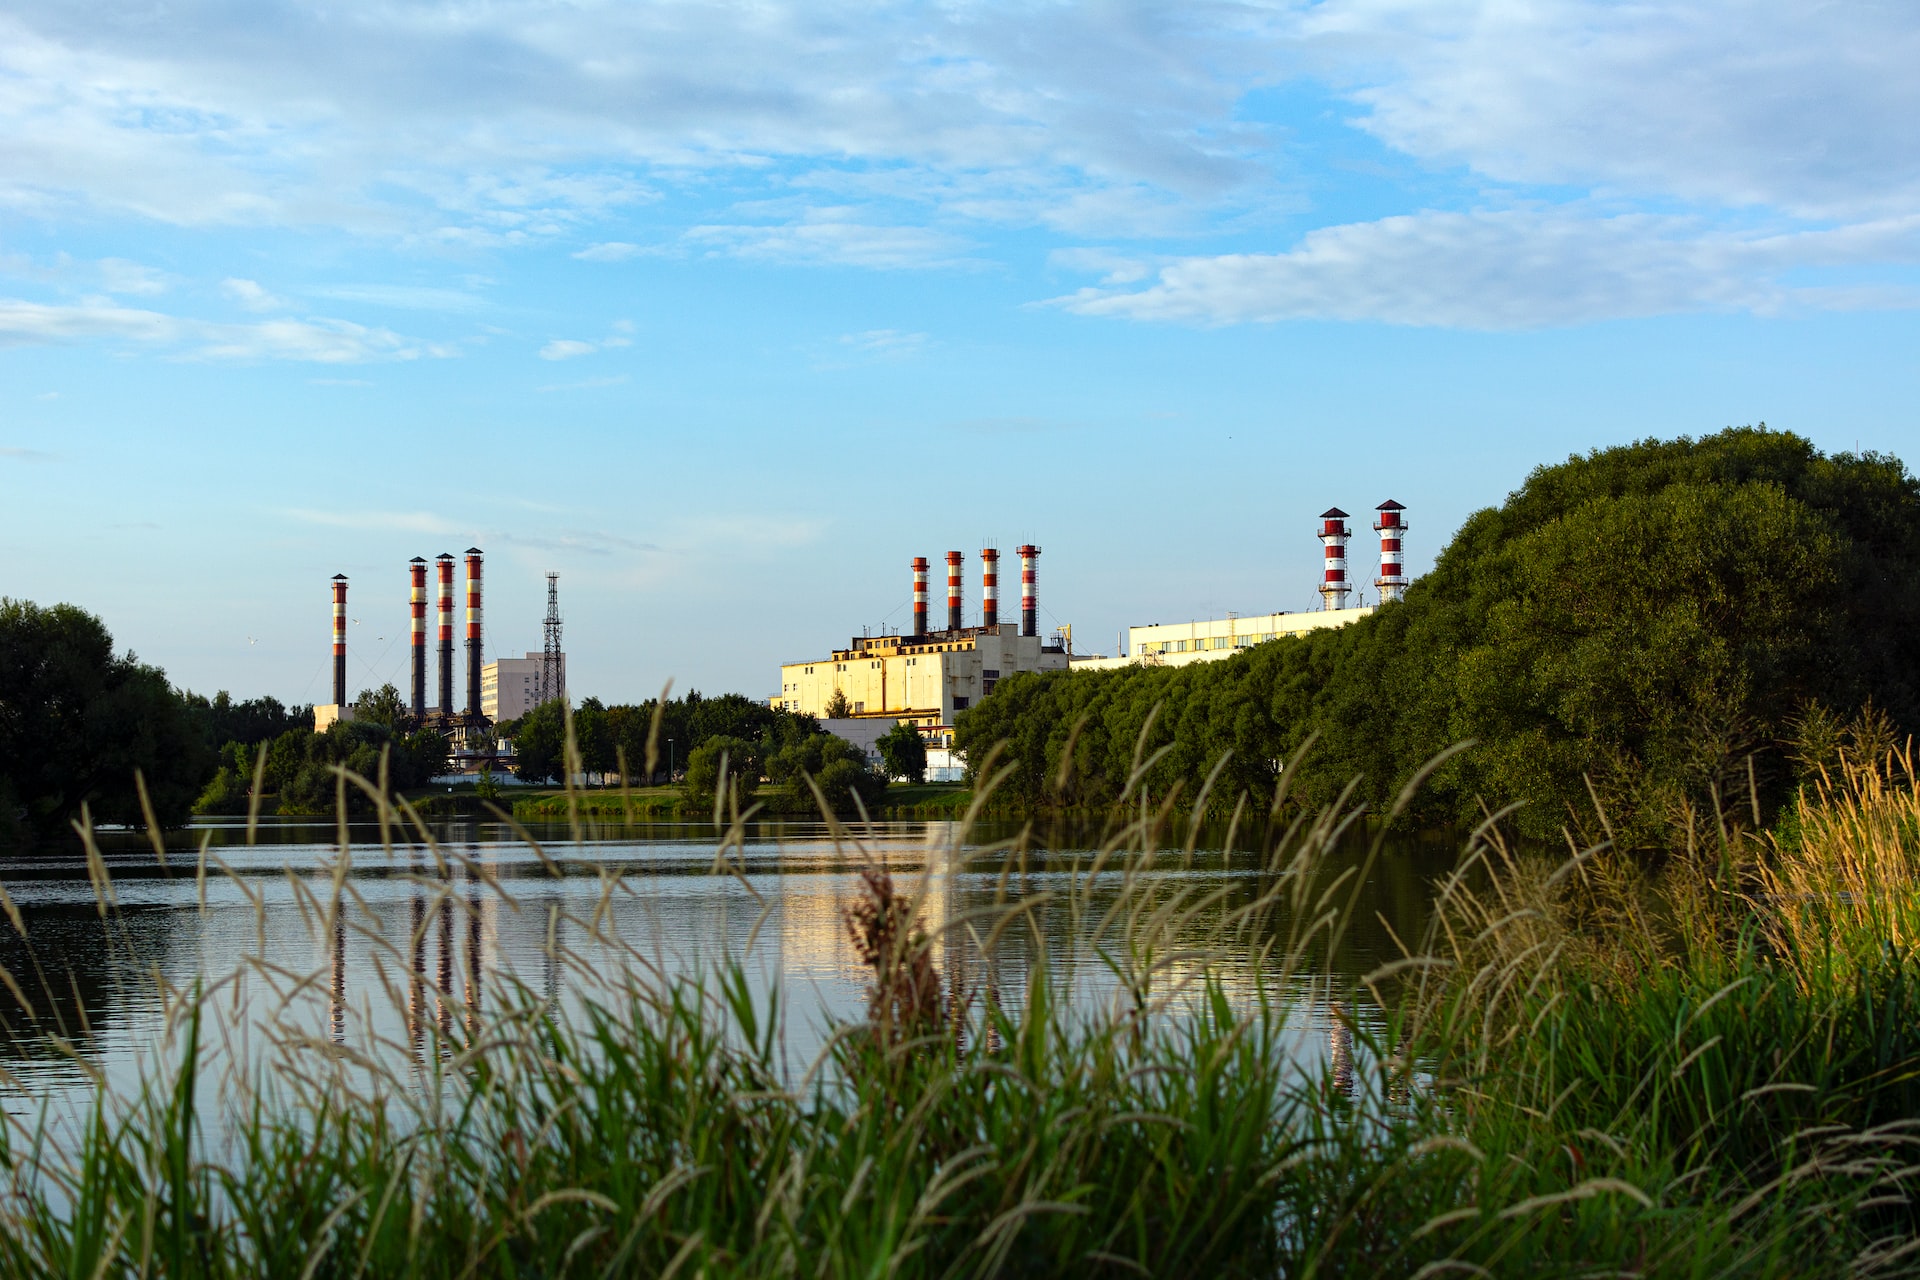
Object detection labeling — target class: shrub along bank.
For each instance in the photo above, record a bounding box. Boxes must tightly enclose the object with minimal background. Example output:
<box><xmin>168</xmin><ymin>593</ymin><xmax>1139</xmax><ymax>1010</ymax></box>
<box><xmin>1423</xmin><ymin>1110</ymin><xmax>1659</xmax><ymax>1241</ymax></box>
<box><xmin>957</xmin><ymin>426</ymin><xmax>1920</xmax><ymax>846</ymax></box>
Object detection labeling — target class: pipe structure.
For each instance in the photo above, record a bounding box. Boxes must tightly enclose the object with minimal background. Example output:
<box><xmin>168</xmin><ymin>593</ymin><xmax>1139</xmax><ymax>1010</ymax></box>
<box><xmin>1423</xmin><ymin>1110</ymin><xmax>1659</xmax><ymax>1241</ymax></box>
<box><xmin>946</xmin><ymin>551</ymin><xmax>964</xmax><ymax>633</ymax></box>
<box><xmin>911</xmin><ymin>557</ymin><xmax>929</xmax><ymax>637</ymax></box>
<box><xmin>1017</xmin><ymin>545</ymin><xmax>1040</xmax><ymax>638</ymax></box>
<box><xmin>409</xmin><ymin>557</ymin><xmax>427</xmax><ymax>718</ymax></box>
<box><xmin>436</xmin><ymin>554</ymin><xmax>455</xmax><ymax>718</ymax></box>
<box><xmin>1318</xmin><ymin>509</ymin><xmax>1352</xmax><ymax>611</ymax></box>
<box><xmin>981</xmin><ymin>547</ymin><xmax>999</xmax><ymax>629</ymax></box>
<box><xmin>464</xmin><ymin>547</ymin><xmax>483</xmax><ymax>719</ymax></box>
<box><xmin>1373</xmin><ymin>500</ymin><xmax>1407</xmax><ymax>604</ymax></box>
<box><xmin>331</xmin><ymin>574</ymin><xmax>349</xmax><ymax>707</ymax></box>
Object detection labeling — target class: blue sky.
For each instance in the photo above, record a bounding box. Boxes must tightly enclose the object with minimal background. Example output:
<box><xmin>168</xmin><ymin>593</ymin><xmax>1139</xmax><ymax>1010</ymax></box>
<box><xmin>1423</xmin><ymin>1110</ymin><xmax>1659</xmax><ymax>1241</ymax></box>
<box><xmin>3</xmin><ymin>0</ymin><xmax>1918</xmax><ymax>706</ymax></box>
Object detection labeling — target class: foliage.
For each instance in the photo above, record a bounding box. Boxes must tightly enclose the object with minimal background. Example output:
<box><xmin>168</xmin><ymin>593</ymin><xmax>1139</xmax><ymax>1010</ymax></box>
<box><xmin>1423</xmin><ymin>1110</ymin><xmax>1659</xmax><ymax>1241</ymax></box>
<box><xmin>823</xmin><ymin>687</ymin><xmax>852</xmax><ymax>719</ymax></box>
<box><xmin>957</xmin><ymin>427</ymin><xmax>1920</xmax><ymax>844</ymax></box>
<box><xmin>275</xmin><ymin>721</ymin><xmax>450</xmax><ymax>813</ymax></box>
<box><xmin>766</xmin><ymin>731</ymin><xmax>886</xmax><ymax>814</ymax></box>
<box><xmin>0</xmin><ymin>598</ymin><xmax>214</xmax><ymax>843</ymax></box>
<box><xmin>187</xmin><ymin>691</ymin><xmax>309</xmax><ymax>749</ymax></box>
<box><xmin>876</xmin><ymin>720</ymin><xmax>927</xmax><ymax>783</ymax></box>
<box><xmin>683</xmin><ymin>735</ymin><xmax>760</xmax><ymax>809</ymax></box>
<box><xmin>515</xmin><ymin>690</ymin><xmax>822</xmax><ymax>786</ymax></box>
<box><xmin>7</xmin><ymin>761</ymin><xmax>1920</xmax><ymax>1276</ymax></box>
<box><xmin>351</xmin><ymin>682</ymin><xmax>407</xmax><ymax>728</ymax></box>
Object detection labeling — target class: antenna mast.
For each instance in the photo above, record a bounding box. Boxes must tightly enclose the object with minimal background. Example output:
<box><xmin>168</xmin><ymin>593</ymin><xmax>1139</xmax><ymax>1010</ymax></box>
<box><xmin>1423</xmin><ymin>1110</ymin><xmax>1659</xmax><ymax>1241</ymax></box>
<box><xmin>539</xmin><ymin>572</ymin><xmax>565</xmax><ymax>708</ymax></box>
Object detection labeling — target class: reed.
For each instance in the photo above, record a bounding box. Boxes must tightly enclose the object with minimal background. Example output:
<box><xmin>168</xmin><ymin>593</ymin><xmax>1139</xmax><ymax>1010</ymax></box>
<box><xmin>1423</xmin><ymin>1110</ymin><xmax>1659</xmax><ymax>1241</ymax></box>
<box><xmin>0</xmin><ymin>737</ymin><xmax>1916</xmax><ymax>1276</ymax></box>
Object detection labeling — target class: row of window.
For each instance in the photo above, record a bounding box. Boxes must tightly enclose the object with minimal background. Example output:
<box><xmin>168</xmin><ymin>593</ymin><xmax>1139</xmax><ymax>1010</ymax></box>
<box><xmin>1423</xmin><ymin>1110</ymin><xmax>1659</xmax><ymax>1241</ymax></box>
<box><xmin>1142</xmin><ymin>633</ymin><xmax>1275</xmax><ymax>655</ymax></box>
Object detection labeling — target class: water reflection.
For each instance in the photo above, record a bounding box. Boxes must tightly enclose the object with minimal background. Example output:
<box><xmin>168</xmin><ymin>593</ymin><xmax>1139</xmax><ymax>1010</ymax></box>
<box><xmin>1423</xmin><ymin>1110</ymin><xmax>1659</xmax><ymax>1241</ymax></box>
<box><xmin>0</xmin><ymin>816</ymin><xmax>1458</xmax><ymax>1117</ymax></box>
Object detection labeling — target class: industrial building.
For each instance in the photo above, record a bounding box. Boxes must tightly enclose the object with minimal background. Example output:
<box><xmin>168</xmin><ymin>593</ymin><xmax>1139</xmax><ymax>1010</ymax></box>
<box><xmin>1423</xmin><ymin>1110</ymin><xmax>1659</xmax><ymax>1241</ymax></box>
<box><xmin>1072</xmin><ymin>501</ymin><xmax>1408</xmax><ymax>674</ymax></box>
<box><xmin>775</xmin><ymin>546</ymin><xmax>1069</xmax><ymax>746</ymax></box>
<box><xmin>482</xmin><ymin>652</ymin><xmax>567</xmax><ymax>723</ymax></box>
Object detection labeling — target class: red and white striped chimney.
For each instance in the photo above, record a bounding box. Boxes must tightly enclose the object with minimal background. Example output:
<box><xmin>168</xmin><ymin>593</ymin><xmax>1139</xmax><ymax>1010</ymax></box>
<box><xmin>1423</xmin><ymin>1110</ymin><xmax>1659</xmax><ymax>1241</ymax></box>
<box><xmin>464</xmin><ymin>548</ymin><xmax>483</xmax><ymax>719</ymax></box>
<box><xmin>946</xmin><ymin>551</ymin><xmax>965</xmax><ymax>633</ymax></box>
<box><xmin>1017</xmin><ymin>545</ymin><xmax>1040</xmax><ymax>637</ymax></box>
<box><xmin>981</xmin><ymin>547</ymin><xmax>999</xmax><ymax>629</ymax></box>
<box><xmin>409</xmin><ymin>557</ymin><xmax>427</xmax><ymax>718</ymax></box>
<box><xmin>911</xmin><ymin>557</ymin><xmax>929</xmax><ymax>637</ymax></box>
<box><xmin>1317</xmin><ymin>509</ymin><xmax>1351</xmax><ymax>611</ymax></box>
<box><xmin>1373</xmin><ymin>500</ymin><xmax>1407</xmax><ymax>604</ymax></box>
<box><xmin>331</xmin><ymin>574</ymin><xmax>348</xmax><ymax>707</ymax></box>
<box><xmin>436</xmin><ymin>553</ymin><xmax>455</xmax><ymax>718</ymax></box>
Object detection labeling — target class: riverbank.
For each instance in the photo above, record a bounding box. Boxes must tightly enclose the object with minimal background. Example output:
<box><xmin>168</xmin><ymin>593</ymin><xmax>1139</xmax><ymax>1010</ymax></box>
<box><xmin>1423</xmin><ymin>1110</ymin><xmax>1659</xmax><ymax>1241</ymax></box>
<box><xmin>6</xmin><ymin>752</ymin><xmax>1919</xmax><ymax>1275</ymax></box>
<box><xmin>489</xmin><ymin>780</ymin><xmax>982</xmax><ymax>823</ymax></box>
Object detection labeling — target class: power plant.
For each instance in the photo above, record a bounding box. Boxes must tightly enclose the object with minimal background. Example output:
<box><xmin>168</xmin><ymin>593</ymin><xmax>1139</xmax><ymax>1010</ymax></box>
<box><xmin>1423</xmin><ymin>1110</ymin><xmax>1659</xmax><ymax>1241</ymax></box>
<box><xmin>776</xmin><ymin>545</ymin><xmax>1069</xmax><ymax>748</ymax></box>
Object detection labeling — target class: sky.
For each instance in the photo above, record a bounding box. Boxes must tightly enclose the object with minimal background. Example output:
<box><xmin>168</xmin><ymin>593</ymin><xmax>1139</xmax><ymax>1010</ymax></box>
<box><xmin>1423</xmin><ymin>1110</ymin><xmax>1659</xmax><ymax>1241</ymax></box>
<box><xmin>3</xmin><ymin>0</ymin><xmax>1919</xmax><ymax>707</ymax></box>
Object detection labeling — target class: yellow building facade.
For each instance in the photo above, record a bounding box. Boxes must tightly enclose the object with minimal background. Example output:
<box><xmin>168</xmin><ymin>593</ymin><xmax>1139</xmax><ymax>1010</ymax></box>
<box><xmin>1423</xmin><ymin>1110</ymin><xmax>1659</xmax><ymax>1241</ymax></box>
<box><xmin>775</xmin><ymin>624</ymin><xmax>1068</xmax><ymax>746</ymax></box>
<box><xmin>1068</xmin><ymin>606</ymin><xmax>1375</xmax><ymax>673</ymax></box>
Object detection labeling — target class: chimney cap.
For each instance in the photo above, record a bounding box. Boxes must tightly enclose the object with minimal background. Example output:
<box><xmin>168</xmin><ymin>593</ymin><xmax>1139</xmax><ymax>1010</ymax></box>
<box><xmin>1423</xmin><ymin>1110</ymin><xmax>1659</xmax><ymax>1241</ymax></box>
<box><xmin>1375</xmin><ymin>499</ymin><xmax>1405</xmax><ymax>511</ymax></box>
<box><xmin>409</xmin><ymin>555</ymin><xmax>426</xmax><ymax>563</ymax></box>
<box><xmin>332</xmin><ymin>573</ymin><xmax>348</xmax><ymax>581</ymax></box>
<box><xmin>1321</xmin><ymin>507</ymin><xmax>1350</xmax><ymax>519</ymax></box>
<box><xmin>436</xmin><ymin>551</ymin><xmax>454</xmax><ymax>560</ymax></box>
<box><xmin>465</xmin><ymin>546</ymin><xmax>483</xmax><ymax>555</ymax></box>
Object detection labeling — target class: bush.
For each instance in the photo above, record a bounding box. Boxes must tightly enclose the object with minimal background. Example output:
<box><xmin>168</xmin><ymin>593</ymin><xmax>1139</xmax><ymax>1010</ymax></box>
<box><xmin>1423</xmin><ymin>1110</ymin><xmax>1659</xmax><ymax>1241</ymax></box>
<box><xmin>767</xmin><ymin>733</ymin><xmax>886</xmax><ymax>814</ymax></box>
<box><xmin>876</xmin><ymin>720</ymin><xmax>927</xmax><ymax>783</ymax></box>
<box><xmin>683</xmin><ymin>735</ymin><xmax>760</xmax><ymax>811</ymax></box>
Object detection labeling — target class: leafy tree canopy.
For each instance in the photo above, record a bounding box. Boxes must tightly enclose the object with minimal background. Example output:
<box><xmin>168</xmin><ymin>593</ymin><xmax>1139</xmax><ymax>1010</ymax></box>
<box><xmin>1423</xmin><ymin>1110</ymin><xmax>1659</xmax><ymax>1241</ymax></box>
<box><xmin>0</xmin><ymin>599</ymin><xmax>214</xmax><ymax>844</ymax></box>
<box><xmin>955</xmin><ymin>428</ymin><xmax>1920</xmax><ymax>846</ymax></box>
<box><xmin>877</xmin><ymin>720</ymin><xmax>928</xmax><ymax>784</ymax></box>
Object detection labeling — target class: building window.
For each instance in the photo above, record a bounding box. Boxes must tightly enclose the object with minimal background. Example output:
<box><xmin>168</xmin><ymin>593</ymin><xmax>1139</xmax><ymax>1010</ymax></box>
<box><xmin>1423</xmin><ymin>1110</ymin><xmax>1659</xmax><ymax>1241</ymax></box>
<box><xmin>953</xmin><ymin>696</ymin><xmax>970</xmax><ymax>711</ymax></box>
<box><xmin>855</xmin><ymin>701</ymin><xmax>865</xmax><ymax>712</ymax></box>
<box><xmin>982</xmin><ymin>669</ymin><xmax>1000</xmax><ymax>679</ymax></box>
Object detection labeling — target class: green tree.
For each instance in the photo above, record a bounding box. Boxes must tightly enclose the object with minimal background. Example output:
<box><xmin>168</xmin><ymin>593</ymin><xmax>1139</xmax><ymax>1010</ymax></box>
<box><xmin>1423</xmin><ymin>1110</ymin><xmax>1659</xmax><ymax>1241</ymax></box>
<box><xmin>823</xmin><ymin>688</ymin><xmax>852</xmax><ymax>719</ymax></box>
<box><xmin>0</xmin><ymin>599</ymin><xmax>214</xmax><ymax>844</ymax></box>
<box><xmin>955</xmin><ymin>428</ymin><xmax>1920</xmax><ymax>846</ymax></box>
<box><xmin>767</xmin><ymin>733</ymin><xmax>885</xmax><ymax>815</ymax></box>
<box><xmin>876</xmin><ymin>720</ymin><xmax>927</xmax><ymax>783</ymax></box>
<box><xmin>573</xmin><ymin>697</ymin><xmax>613</xmax><ymax>780</ymax></box>
<box><xmin>510</xmin><ymin>699</ymin><xmax>566</xmax><ymax>784</ymax></box>
<box><xmin>683</xmin><ymin>735</ymin><xmax>760</xmax><ymax>811</ymax></box>
<box><xmin>353</xmin><ymin>683</ymin><xmax>406</xmax><ymax>729</ymax></box>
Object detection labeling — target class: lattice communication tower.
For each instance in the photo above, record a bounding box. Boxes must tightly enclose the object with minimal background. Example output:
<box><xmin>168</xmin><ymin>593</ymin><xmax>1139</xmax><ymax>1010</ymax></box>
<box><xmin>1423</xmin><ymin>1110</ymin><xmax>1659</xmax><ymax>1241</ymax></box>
<box><xmin>539</xmin><ymin>572</ymin><xmax>565</xmax><ymax>708</ymax></box>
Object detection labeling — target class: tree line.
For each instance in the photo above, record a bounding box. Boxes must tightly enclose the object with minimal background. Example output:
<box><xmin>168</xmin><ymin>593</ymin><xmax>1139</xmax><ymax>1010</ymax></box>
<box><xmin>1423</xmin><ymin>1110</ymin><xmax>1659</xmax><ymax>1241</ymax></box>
<box><xmin>954</xmin><ymin>427</ymin><xmax>1920</xmax><ymax>847</ymax></box>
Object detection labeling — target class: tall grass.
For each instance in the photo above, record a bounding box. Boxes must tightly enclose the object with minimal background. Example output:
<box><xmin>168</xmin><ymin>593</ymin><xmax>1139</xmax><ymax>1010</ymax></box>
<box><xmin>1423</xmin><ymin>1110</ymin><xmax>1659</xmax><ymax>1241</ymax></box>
<box><xmin>1</xmin><ymin>734</ymin><xmax>1918</xmax><ymax>1276</ymax></box>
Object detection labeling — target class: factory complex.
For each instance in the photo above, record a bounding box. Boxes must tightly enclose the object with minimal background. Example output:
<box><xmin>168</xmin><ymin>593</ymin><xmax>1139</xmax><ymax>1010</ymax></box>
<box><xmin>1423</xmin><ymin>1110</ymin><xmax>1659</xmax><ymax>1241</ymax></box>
<box><xmin>776</xmin><ymin>547</ymin><xmax>1068</xmax><ymax>748</ymax></box>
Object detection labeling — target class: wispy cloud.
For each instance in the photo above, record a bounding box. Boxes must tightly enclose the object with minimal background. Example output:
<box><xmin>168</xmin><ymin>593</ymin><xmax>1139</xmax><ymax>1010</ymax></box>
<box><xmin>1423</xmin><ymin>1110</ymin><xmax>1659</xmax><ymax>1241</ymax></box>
<box><xmin>685</xmin><ymin>210</ymin><xmax>976</xmax><ymax>269</ymax></box>
<box><xmin>222</xmin><ymin>277</ymin><xmax>282</xmax><ymax>311</ymax></box>
<box><xmin>496</xmin><ymin>527</ymin><xmax>659</xmax><ymax>556</ymax></box>
<box><xmin>0</xmin><ymin>445</ymin><xmax>55</xmax><ymax>462</ymax></box>
<box><xmin>539</xmin><ymin>339</ymin><xmax>598</xmax><ymax>361</ymax></box>
<box><xmin>840</xmin><ymin>329</ymin><xmax>928</xmax><ymax>358</ymax></box>
<box><xmin>308</xmin><ymin>283</ymin><xmax>487</xmax><ymax>312</ymax></box>
<box><xmin>573</xmin><ymin>241</ymin><xmax>645</xmax><ymax>262</ymax></box>
<box><xmin>0</xmin><ymin>297</ymin><xmax>458</xmax><ymax>362</ymax></box>
<box><xmin>1057</xmin><ymin>211</ymin><xmax>1920</xmax><ymax>329</ymax></box>
<box><xmin>99</xmin><ymin>258</ymin><xmax>169</xmax><ymax>296</ymax></box>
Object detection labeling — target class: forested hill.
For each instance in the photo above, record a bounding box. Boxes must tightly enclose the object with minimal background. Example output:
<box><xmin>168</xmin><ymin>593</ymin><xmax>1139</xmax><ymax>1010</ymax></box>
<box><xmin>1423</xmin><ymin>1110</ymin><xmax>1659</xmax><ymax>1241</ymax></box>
<box><xmin>954</xmin><ymin>427</ymin><xmax>1920</xmax><ymax>845</ymax></box>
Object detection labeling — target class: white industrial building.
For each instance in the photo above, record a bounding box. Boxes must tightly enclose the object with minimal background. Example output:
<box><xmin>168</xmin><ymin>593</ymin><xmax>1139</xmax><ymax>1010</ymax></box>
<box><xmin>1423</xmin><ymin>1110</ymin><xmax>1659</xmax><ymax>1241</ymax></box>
<box><xmin>1069</xmin><ymin>607</ymin><xmax>1374</xmax><ymax>672</ymax></box>
<box><xmin>481</xmin><ymin>652</ymin><xmax>566</xmax><ymax>723</ymax></box>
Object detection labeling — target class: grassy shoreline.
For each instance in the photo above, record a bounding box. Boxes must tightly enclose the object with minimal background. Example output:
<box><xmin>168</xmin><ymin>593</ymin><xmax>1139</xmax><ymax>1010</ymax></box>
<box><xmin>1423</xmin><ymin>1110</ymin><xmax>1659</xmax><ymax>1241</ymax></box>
<box><xmin>5</xmin><ymin>750</ymin><xmax>1920</xmax><ymax>1275</ymax></box>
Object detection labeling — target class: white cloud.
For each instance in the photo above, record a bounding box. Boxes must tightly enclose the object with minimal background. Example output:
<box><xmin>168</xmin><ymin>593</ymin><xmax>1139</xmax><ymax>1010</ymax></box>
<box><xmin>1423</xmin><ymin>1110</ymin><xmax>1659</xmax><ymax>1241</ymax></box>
<box><xmin>686</xmin><ymin>209</ymin><xmax>975</xmax><ymax>269</ymax></box>
<box><xmin>0</xmin><ymin>445</ymin><xmax>56</xmax><ymax>461</ymax></box>
<box><xmin>1304</xmin><ymin>0</ymin><xmax>1920</xmax><ymax>219</ymax></box>
<box><xmin>308</xmin><ymin>283</ymin><xmax>486</xmax><ymax>312</ymax></box>
<box><xmin>98</xmin><ymin>258</ymin><xmax>169</xmax><ymax>295</ymax></box>
<box><xmin>574</xmin><ymin>242</ymin><xmax>643</xmax><ymax>262</ymax></box>
<box><xmin>1060</xmin><ymin>210</ymin><xmax>1920</xmax><ymax>329</ymax></box>
<box><xmin>840</xmin><ymin>329</ymin><xmax>928</xmax><ymax>357</ymax></box>
<box><xmin>222</xmin><ymin>277</ymin><xmax>282</xmax><ymax>311</ymax></box>
<box><xmin>0</xmin><ymin>296</ymin><xmax>457</xmax><ymax>361</ymax></box>
<box><xmin>539</xmin><ymin>339</ymin><xmax>599</xmax><ymax>361</ymax></box>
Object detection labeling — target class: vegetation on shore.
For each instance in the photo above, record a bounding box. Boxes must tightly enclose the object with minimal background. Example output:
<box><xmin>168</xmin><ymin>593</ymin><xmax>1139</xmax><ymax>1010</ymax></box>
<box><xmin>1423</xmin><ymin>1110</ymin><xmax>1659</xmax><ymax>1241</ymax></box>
<box><xmin>957</xmin><ymin>427</ymin><xmax>1920</xmax><ymax>847</ymax></box>
<box><xmin>3</xmin><ymin>736</ymin><xmax>1920</xmax><ymax>1274</ymax></box>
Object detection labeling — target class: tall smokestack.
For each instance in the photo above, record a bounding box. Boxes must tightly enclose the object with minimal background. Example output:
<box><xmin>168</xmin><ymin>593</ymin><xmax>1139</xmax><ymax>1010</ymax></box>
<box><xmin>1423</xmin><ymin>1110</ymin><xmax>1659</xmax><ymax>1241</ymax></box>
<box><xmin>331</xmin><ymin>574</ymin><xmax>348</xmax><ymax>708</ymax></box>
<box><xmin>464</xmin><ymin>548</ymin><xmax>483</xmax><ymax>719</ymax></box>
<box><xmin>946</xmin><ymin>551</ymin><xmax>964</xmax><ymax>633</ymax></box>
<box><xmin>1017</xmin><ymin>545</ymin><xmax>1040</xmax><ymax>638</ymax></box>
<box><xmin>409</xmin><ymin>557</ymin><xmax>427</xmax><ymax>718</ymax></box>
<box><xmin>981</xmin><ymin>547</ymin><xmax>999</xmax><ymax>629</ymax></box>
<box><xmin>1373</xmin><ymin>500</ymin><xmax>1407</xmax><ymax>604</ymax></box>
<box><xmin>1318</xmin><ymin>509</ymin><xmax>1352</xmax><ymax>611</ymax></box>
<box><xmin>911</xmin><ymin>557</ymin><xmax>929</xmax><ymax>637</ymax></box>
<box><xmin>436</xmin><ymin>554</ymin><xmax>455</xmax><ymax>717</ymax></box>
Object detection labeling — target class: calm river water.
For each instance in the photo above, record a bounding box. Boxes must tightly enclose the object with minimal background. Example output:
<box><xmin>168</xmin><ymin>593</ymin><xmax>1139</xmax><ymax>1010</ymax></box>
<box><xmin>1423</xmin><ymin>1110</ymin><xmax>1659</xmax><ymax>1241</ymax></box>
<box><xmin>0</xmin><ymin>815</ymin><xmax>1458</xmax><ymax>1128</ymax></box>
